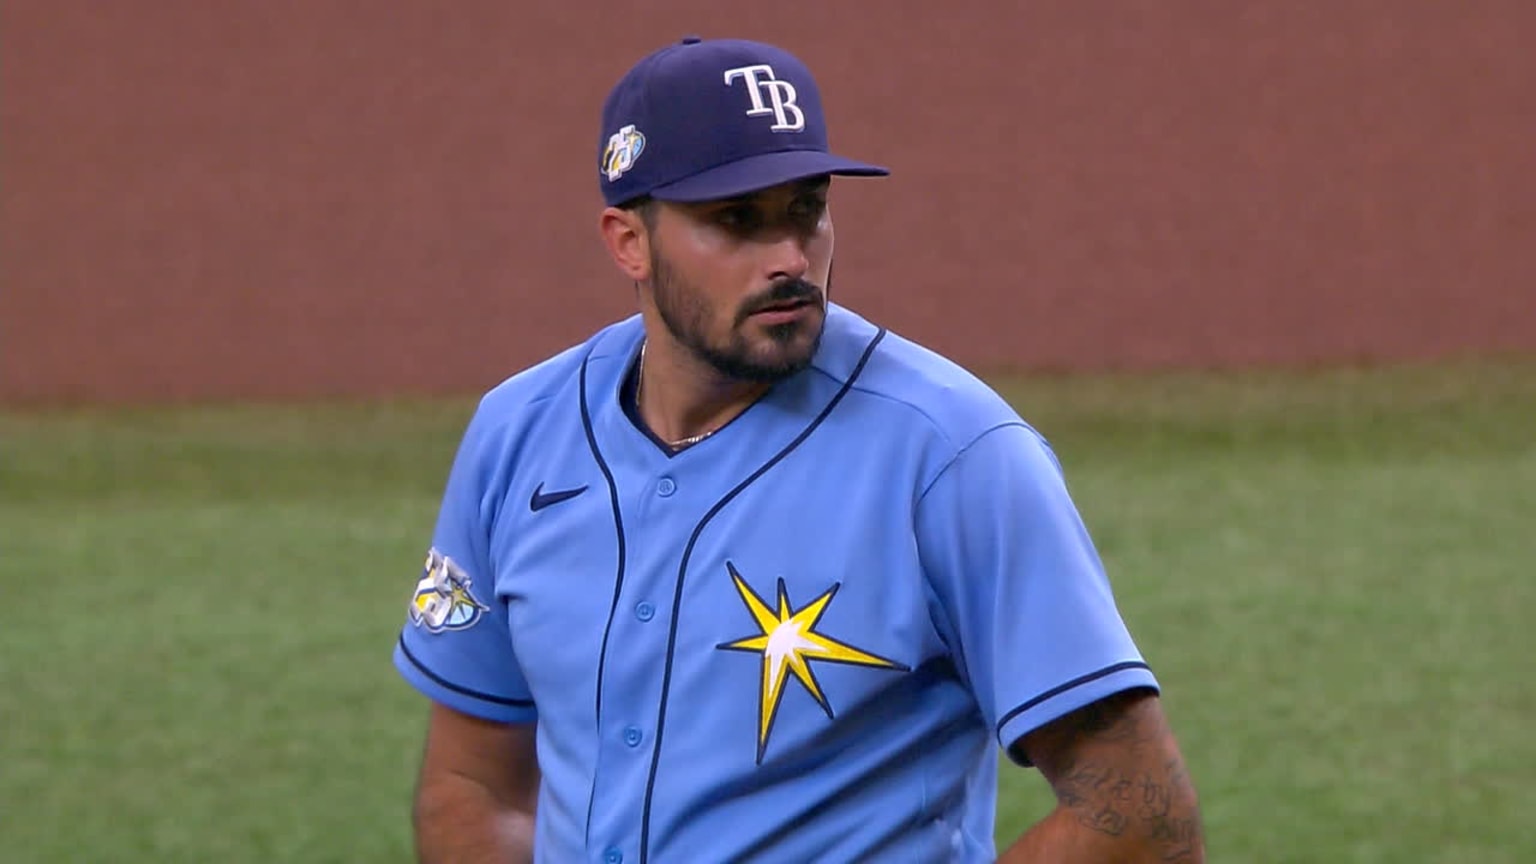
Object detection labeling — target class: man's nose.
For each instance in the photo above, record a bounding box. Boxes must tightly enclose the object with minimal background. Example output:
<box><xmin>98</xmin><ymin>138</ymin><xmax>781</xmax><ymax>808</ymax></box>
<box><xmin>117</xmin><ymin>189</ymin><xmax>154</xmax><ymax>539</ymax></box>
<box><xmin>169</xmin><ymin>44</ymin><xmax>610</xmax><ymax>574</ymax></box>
<box><xmin>761</xmin><ymin>231</ymin><xmax>811</xmax><ymax>284</ymax></box>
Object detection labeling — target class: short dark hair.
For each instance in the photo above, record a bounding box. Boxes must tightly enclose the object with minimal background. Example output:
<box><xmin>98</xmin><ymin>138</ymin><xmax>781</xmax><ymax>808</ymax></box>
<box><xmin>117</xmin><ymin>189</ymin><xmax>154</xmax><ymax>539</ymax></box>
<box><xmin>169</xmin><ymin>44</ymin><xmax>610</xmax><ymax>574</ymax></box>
<box><xmin>620</xmin><ymin>195</ymin><xmax>658</xmax><ymax>231</ymax></box>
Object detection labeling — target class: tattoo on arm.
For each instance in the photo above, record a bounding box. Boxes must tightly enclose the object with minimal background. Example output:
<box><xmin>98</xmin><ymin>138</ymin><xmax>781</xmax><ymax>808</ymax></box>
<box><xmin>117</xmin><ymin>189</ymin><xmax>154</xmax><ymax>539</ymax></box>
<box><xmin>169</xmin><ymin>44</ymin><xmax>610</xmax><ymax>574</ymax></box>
<box><xmin>1044</xmin><ymin>693</ymin><xmax>1204</xmax><ymax>861</ymax></box>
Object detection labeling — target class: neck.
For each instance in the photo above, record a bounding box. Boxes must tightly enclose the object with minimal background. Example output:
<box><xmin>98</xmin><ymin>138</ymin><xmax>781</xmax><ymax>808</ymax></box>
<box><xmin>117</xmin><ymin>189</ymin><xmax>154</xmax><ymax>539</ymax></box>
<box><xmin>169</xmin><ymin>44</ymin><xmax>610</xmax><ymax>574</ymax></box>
<box><xmin>635</xmin><ymin>337</ymin><xmax>770</xmax><ymax>448</ymax></box>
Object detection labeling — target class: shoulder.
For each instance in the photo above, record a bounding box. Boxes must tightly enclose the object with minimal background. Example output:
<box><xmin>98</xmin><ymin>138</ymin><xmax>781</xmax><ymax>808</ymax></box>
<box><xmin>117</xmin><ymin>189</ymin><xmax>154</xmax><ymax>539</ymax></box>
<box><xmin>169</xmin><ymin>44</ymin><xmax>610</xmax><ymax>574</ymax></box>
<box><xmin>813</xmin><ymin>304</ymin><xmax>1032</xmax><ymax>453</ymax></box>
<box><xmin>464</xmin><ymin>315</ymin><xmax>642</xmax><ymax>445</ymax></box>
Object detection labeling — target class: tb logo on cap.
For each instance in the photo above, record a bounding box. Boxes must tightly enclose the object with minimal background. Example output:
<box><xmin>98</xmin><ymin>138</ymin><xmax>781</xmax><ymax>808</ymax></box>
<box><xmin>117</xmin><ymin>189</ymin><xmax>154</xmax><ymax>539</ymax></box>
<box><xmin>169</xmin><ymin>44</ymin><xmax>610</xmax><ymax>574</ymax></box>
<box><xmin>723</xmin><ymin>64</ymin><xmax>804</xmax><ymax>132</ymax></box>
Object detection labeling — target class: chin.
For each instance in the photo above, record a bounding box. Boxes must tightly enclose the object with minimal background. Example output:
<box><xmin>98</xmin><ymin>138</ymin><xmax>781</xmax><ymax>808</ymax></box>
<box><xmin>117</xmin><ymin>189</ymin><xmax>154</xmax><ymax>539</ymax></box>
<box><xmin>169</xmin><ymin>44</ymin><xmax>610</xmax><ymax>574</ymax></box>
<box><xmin>757</xmin><ymin>330</ymin><xmax>823</xmax><ymax>376</ymax></box>
<box><xmin>705</xmin><ymin>331</ymin><xmax>819</xmax><ymax>383</ymax></box>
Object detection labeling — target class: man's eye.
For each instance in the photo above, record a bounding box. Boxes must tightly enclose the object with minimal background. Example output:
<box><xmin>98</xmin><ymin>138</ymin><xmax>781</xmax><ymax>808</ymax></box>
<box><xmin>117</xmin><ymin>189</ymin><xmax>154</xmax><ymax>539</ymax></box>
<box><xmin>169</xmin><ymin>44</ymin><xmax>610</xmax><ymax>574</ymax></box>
<box><xmin>716</xmin><ymin>207</ymin><xmax>759</xmax><ymax>229</ymax></box>
<box><xmin>791</xmin><ymin>198</ymin><xmax>827</xmax><ymax>225</ymax></box>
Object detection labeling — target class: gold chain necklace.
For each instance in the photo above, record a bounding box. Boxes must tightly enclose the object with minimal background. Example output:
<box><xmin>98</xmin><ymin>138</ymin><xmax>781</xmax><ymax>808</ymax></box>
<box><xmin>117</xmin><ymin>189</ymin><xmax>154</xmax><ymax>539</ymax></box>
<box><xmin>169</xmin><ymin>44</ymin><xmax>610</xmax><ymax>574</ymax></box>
<box><xmin>637</xmin><ymin>341</ymin><xmax>718</xmax><ymax>450</ymax></box>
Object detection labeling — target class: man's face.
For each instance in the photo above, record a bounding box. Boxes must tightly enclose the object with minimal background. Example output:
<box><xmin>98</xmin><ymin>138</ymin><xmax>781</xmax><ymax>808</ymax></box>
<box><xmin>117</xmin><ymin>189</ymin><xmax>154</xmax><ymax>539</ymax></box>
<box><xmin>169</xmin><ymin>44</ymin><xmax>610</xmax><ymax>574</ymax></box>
<box><xmin>644</xmin><ymin>177</ymin><xmax>834</xmax><ymax>382</ymax></box>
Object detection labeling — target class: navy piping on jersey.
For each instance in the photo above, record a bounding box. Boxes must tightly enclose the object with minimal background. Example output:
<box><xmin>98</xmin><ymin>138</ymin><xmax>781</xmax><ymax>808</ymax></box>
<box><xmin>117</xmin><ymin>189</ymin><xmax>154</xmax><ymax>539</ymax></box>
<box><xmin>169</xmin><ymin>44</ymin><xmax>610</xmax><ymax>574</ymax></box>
<box><xmin>994</xmin><ymin>660</ymin><xmax>1153</xmax><ymax>740</ymax></box>
<box><xmin>581</xmin><ymin>354</ymin><xmax>631</xmax><ymax>728</ymax></box>
<box><xmin>396</xmin><ymin>636</ymin><xmax>535</xmax><ymax>708</ymax></box>
<box><xmin>633</xmin><ymin>328</ymin><xmax>887</xmax><ymax>864</ymax></box>
<box><xmin>580</xmin><ymin>352</ymin><xmax>633</xmax><ymax>842</ymax></box>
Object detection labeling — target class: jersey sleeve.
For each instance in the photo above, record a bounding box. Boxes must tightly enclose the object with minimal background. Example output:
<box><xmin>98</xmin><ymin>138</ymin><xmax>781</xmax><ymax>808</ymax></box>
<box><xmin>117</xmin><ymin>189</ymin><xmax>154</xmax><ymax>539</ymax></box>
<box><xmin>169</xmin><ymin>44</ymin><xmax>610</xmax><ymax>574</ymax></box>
<box><xmin>392</xmin><ymin>401</ymin><xmax>537</xmax><ymax>724</ymax></box>
<box><xmin>917</xmin><ymin>422</ymin><xmax>1158</xmax><ymax>764</ymax></box>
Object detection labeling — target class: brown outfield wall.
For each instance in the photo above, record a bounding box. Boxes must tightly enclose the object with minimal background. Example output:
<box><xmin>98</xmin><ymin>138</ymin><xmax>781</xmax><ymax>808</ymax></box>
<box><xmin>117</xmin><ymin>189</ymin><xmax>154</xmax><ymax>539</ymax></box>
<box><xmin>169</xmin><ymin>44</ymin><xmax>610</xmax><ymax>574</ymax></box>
<box><xmin>3</xmin><ymin>1</ymin><xmax>1533</xmax><ymax>405</ymax></box>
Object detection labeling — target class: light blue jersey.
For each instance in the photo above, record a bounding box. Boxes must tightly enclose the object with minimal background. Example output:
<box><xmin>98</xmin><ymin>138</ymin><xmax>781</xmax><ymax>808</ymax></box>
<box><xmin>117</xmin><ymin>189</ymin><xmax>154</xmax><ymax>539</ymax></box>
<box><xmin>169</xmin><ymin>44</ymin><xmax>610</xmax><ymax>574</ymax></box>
<box><xmin>394</xmin><ymin>304</ymin><xmax>1158</xmax><ymax>863</ymax></box>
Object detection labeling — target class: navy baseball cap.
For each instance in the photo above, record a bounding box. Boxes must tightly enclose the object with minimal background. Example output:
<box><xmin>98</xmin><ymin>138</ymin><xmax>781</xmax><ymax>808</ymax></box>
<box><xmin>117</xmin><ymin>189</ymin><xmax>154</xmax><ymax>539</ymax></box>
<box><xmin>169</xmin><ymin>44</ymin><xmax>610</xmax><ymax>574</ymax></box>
<box><xmin>598</xmin><ymin>36</ymin><xmax>889</xmax><ymax>207</ymax></box>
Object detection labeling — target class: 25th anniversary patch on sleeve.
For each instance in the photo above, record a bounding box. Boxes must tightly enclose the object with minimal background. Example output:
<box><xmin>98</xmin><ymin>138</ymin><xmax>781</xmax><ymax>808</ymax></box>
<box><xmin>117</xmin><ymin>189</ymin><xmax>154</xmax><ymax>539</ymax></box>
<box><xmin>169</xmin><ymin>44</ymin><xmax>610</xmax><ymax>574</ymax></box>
<box><xmin>409</xmin><ymin>548</ymin><xmax>489</xmax><ymax>634</ymax></box>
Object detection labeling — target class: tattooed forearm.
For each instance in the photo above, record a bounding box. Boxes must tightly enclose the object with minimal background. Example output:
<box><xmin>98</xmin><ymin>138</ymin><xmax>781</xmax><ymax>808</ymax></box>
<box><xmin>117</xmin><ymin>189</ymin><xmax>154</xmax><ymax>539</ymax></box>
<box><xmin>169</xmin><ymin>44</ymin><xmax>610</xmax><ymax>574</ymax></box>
<box><xmin>1055</xmin><ymin>758</ymin><xmax>1200</xmax><ymax>859</ymax></box>
<box><xmin>1027</xmin><ymin>691</ymin><xmax>1205</xmax><ymax>862</ymax></box>
<box><xmin>1144</xmin><ymin>761</ymin><xmax>1201</xmax><ymax>859</ymax></box>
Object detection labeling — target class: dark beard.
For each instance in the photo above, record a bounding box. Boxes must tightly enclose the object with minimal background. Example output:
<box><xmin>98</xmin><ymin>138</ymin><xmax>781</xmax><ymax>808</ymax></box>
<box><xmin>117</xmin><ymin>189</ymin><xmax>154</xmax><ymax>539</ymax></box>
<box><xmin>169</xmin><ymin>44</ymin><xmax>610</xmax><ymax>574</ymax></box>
<box><xmin>650</xmin><ymin>250</ymin><xmax>825</xmax><ymax>383</ymax></box>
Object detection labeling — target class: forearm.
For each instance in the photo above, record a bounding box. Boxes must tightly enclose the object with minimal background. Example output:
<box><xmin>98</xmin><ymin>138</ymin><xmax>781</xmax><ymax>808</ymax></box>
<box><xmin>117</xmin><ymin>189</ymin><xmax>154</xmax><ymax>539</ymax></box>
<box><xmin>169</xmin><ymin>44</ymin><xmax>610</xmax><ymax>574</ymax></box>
<box><xmin>997</xmin><ymin>764</ymin><xmax>1203</xmax><ymax>863</ymax></box>
<box><xmin>414</xmin><ymin>773</ymin><xmax>536</xmax><ymax>864</ymax></box>
<box><xmin>998</xmin><ymin>800</ymin><xmax>1201</xmax><ymax>863</ymax></box>
<box><xmin>999</xmin><ymin>805</ymin><xmax>1107</xmax><ymax>862</ymax></box>
<box><xmin>1004</xmin><ymin>691</ymin><xmax>1205</xmax><ymax>863</ymax></box>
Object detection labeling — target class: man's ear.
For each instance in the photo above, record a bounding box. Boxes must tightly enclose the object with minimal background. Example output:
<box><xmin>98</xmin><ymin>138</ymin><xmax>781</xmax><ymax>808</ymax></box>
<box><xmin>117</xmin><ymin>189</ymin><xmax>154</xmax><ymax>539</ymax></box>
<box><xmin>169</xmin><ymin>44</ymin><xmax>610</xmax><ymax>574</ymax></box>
<box><xmin>599</xmin><ymin>207</ymin><xmax>652</xmax><ymax>282</ymax></box>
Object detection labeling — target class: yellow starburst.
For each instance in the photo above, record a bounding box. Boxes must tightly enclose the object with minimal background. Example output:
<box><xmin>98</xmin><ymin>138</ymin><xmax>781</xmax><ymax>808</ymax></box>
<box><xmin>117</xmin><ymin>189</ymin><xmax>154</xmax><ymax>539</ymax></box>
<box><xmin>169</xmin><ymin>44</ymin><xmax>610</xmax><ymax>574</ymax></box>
<box><xmin>716</xmin><ymin>562</ymin><xmax>909</xmax><ymax>763</ymax></box>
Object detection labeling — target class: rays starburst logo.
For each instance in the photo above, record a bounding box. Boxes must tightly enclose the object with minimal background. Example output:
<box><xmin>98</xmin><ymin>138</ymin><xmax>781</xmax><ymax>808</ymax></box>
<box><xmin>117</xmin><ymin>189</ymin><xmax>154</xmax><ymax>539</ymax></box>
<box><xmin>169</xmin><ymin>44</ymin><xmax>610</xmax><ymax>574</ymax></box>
<box><xmin>716</xmin><ymin>561</ymin><xmax>909</xmax><ymax>763</ymax></box>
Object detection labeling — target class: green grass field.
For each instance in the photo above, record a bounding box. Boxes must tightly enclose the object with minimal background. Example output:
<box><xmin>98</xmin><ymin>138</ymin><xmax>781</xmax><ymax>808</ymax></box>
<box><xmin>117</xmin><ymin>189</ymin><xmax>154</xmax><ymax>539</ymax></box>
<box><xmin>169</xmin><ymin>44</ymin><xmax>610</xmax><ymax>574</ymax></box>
<box><xmin>3</xmin><ymin>360</ymin><xmax>1533</xmax><ymax>862</ymax></box>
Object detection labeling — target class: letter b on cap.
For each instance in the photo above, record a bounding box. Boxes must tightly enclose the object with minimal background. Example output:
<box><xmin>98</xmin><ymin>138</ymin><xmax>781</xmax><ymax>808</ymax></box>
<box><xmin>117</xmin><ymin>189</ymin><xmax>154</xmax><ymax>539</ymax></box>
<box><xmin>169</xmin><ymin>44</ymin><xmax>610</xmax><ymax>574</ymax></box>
<box><xmin>723</xmin><ymin>64</ymin><xmax>805</xmax><ymax>132</ymax></box>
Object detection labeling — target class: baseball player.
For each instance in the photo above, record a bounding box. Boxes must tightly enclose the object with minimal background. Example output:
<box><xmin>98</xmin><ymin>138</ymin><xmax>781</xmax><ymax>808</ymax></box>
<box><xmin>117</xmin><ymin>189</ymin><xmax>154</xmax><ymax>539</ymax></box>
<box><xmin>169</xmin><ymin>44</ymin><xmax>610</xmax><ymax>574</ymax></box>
<box><xmin>394</xmin><ymin>36</ymin><xmax>1204</xmax><ymax>863</ymax></box>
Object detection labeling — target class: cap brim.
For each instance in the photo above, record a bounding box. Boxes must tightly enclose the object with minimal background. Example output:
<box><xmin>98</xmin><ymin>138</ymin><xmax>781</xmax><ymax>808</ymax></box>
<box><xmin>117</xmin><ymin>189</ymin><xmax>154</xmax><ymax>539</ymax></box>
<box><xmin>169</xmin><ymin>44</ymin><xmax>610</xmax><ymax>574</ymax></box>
<box><xmin>648</xmin><ymin>150</ymin><xmax>889</xmax><ymax>203</ymax></box>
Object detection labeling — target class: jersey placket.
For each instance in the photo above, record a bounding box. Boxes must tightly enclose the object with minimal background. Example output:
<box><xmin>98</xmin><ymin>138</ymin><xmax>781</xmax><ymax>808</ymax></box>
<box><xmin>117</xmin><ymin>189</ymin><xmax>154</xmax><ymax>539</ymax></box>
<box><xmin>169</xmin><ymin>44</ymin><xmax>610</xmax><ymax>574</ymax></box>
<box><xmin>582</xmin><ymin>448</ymin><xmax>717</xmax><ymax>863</ymax></box>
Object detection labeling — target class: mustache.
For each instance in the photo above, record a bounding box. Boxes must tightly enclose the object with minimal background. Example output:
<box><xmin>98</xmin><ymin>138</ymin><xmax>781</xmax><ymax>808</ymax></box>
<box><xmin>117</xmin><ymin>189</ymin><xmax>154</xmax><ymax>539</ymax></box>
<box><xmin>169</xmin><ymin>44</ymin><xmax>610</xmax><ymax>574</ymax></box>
<box><xmin>739</xmin><ymin>278</ymin><xmax>824</xmax><ymax>319</ymax></box>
